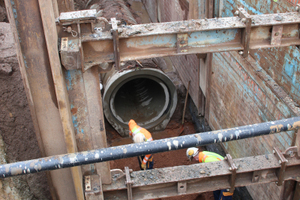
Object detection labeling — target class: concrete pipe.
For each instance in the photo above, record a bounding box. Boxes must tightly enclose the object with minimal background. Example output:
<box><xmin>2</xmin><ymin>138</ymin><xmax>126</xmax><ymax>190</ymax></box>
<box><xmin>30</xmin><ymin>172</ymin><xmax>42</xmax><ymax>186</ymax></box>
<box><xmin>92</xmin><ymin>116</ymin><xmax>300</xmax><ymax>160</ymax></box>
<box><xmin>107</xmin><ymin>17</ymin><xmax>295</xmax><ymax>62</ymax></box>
<box><xmin>102</xmin><ymin>67</ymin><xmax>177</xmax><ymax>136</ymax></box>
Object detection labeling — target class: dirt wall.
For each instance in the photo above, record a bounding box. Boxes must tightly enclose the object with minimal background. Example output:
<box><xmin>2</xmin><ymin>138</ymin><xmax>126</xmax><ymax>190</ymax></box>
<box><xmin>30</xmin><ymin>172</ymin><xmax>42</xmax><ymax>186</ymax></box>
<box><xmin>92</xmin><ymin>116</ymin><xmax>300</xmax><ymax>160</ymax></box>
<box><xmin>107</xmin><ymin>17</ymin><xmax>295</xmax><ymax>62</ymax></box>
<box><xmin>0</xmin><ymin>22</ymin><xmax>51</xmax><ymax>199</ymax></box>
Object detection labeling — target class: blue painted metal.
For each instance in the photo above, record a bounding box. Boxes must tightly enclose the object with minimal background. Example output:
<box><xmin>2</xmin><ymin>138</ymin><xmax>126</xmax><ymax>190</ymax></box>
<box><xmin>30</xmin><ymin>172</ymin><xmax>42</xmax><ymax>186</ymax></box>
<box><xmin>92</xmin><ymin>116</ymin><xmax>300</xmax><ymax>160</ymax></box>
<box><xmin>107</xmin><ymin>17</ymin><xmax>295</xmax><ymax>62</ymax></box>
<box><xmin>212</xmin><ymin>51</ymin><xmax>296</xmax><ymax>157</ymax></box>
<box><xmin>64</xmin><ymin>69</ymin><xmax>92</xmax><ymax>151</ymax></box>
<box><xmin>125</xmin><ymin>34</ymin><xmax>176</xmax><ymax>48</ymax></box>
<box><xmin>188</xmin><ymin>29</ymin><xmax>238</xmax><ymax>46</ymax></box>
<box><xmin>222</xmin><ymin>0</ymin><xmax>300</xmax><ymax>106</ymax></box>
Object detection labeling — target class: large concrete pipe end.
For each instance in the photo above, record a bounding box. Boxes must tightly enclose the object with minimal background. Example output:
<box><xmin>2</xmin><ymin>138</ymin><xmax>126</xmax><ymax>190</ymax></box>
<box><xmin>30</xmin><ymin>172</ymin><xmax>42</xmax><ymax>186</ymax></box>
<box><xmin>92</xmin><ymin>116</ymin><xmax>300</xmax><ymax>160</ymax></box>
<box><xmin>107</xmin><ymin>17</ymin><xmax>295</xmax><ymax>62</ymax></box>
<box><xmin>102</xmin><ymin>68</ymin><xmax>177</xmax><ymax>136</ymax></box>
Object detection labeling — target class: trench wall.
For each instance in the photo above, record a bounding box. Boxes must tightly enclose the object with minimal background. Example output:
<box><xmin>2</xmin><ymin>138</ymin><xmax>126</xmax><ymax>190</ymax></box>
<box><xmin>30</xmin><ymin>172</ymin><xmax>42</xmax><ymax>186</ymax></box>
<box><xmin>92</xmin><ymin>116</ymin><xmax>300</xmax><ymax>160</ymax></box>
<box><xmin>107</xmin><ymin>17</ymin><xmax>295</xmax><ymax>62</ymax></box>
<box><xmin>143</xmin><ymin>0</ymin><xmax>300</xmax><ymax>199</ymax></box>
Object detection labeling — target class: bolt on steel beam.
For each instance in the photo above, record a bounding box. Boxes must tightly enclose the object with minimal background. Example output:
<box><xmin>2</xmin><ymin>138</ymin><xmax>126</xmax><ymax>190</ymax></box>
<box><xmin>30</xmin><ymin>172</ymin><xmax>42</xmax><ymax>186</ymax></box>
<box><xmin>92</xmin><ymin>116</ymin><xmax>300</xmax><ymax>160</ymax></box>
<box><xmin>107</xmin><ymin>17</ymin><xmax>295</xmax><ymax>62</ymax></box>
<box><xmin>0</xmin><ymin>117</ymin><xmax>300</xmax><ymax>178</ymax></box>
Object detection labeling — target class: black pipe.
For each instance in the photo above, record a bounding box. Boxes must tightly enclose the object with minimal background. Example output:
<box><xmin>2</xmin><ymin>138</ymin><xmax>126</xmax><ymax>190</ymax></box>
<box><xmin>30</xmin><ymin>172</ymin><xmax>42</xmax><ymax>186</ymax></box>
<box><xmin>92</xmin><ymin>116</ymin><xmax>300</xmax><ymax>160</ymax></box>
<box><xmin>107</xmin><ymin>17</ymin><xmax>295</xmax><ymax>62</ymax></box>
<box><xmin>1</xmin><ymin>117</ymin><xmax>300</xmax><ymax>178</ymax></box>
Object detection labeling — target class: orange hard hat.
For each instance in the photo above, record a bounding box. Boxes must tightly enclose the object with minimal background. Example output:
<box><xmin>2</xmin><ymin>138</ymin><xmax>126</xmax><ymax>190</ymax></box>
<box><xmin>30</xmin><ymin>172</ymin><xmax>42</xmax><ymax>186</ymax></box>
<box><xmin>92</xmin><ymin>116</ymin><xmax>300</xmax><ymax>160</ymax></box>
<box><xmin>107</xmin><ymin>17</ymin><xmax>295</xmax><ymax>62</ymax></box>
<box><xmin>128</xmin><ymin>119</ymin><xmax>137</xmax><ymax>130</ymax></box>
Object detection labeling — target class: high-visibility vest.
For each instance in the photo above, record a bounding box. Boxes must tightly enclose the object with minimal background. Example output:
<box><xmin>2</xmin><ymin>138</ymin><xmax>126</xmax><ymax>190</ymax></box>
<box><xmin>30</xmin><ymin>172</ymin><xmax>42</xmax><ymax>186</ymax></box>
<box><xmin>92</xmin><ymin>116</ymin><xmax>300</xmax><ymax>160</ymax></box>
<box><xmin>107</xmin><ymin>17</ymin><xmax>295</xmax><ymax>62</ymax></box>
<box><xmin>198</xmin><ymin>151</ymin><xmax>224</xmax><ymax>163</ymax></box>
<box><xmin>129</xmin><ymin>121</ymin><xmax>153</xmax><ymax>165</ymax></box>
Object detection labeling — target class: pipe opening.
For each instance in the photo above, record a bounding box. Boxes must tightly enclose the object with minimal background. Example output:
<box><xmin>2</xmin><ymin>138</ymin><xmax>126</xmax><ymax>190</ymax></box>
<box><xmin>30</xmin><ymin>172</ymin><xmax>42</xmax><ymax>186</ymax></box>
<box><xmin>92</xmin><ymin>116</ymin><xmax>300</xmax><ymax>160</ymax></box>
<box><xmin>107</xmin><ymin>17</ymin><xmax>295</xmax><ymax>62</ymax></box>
<box><xmin>102</xmin><ymin>68</ymin><xmax>177</xmax><ymax>136</ymax></box>
<box><xmin>111</xmin><ymin>77</ymin><xmax>169</xmax><ymax>125</ymax></box>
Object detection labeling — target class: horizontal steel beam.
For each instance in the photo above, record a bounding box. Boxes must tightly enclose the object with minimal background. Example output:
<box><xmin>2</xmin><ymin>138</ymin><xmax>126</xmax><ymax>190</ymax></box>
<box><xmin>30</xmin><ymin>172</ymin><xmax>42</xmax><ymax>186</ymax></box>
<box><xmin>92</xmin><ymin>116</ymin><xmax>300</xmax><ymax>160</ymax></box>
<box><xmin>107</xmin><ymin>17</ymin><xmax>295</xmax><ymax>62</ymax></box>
<box><xmin>103</xmin><ymin>151</ymin><xmax>300</xmax><ymax>199</ymax></box>
<box><xmin>59</xmin><ymin>11</ymin><xmax>300</xmax><ymax>71</ymax></box>
<box><xmin>0</xmin><ymin>117</ymin><xmax>299</xmax><ymax>178</ymax></box>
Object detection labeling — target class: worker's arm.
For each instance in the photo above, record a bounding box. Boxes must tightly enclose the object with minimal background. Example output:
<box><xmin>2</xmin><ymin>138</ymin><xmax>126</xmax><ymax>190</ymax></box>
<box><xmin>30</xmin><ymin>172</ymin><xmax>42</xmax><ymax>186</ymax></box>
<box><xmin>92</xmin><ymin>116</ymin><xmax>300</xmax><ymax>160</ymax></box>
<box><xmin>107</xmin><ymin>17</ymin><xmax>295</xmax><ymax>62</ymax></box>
<box><xmin>142</xmin><ymin>154</ymin><xmax>152</xmax><ymax>165</ymax></box>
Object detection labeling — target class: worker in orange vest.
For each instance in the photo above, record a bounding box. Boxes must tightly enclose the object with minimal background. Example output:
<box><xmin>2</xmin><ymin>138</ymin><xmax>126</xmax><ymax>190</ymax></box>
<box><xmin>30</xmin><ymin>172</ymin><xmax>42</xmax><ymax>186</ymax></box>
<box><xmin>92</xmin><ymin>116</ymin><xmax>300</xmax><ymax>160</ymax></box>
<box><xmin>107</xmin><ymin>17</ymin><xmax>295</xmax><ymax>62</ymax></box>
<box><xmin>186</xmin><ymin>147</ymin><xmax>233</xmax><ymax>200</ymax></box>
<box><xmin>128</xmin><ymin>119</ymin><xmax>154</xmax><ymax>170</ymax></box>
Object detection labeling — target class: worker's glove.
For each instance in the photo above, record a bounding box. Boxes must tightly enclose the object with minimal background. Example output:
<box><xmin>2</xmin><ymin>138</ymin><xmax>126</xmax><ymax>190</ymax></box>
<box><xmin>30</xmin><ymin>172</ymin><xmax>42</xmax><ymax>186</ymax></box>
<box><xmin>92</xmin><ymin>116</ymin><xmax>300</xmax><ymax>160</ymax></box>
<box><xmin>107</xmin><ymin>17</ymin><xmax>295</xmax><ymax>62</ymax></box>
<box><xmin>141</xmin><ymin>163</ymin><xmax>146</xmax><ymax>170</ymax></box>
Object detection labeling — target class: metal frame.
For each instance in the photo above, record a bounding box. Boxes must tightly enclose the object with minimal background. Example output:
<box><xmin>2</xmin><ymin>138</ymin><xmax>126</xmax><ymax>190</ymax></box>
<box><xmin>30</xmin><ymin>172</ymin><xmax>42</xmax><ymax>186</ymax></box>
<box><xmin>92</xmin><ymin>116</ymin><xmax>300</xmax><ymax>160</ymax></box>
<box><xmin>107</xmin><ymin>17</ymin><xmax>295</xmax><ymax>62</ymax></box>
<box><xmin>58</xmin><ymin>9</ymin><xmax>300</xmax><ymax>71</ymax></box>
<box><xmin>5</xmin><ymin>0</ymin><xmax>300</xmax><ymax>199</ymax></box>
<box><xmin>103</xmin><ymin>147</ymin><xmax>300</xmax><ymax>199</ymax></box>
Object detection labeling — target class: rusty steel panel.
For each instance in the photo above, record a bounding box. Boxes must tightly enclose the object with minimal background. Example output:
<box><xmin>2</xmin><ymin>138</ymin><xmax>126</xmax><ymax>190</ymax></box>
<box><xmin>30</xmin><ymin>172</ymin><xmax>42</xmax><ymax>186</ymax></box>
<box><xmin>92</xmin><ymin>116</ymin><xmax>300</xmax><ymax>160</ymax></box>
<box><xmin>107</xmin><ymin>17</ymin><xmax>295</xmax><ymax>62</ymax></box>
<box><xmin>223</xmin><ymin>0</ymin><xmax>300</xmax><ymax>106</ymax></box>
<box><xmin>103</xmin><ymin>153</ymin><xmax>300</xmax><ymax>199</ymax></box>
<box><xmin>217</xmin><ymin>1</ymin><xmax>300</xmax><ymax>199</ymax></box>
<box><xmin>210</xmin><ymin>51</ymin><xmax>296</xmax><ymax>157</ymax></box>
<box><xmin>64</xmin><ymin>67</ymin><xmax>111</xmax><ymax>184</ymax></box>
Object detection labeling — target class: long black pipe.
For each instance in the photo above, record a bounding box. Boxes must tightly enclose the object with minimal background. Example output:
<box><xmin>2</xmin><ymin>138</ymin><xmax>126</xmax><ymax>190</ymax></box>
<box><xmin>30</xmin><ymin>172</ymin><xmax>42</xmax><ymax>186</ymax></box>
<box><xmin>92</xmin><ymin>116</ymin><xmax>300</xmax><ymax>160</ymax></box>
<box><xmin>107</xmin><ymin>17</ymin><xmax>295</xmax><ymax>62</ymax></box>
<box><xmin>1</xmin><ymin>117</ymin><xmax>300</xmax><ymax>178</ymax></box>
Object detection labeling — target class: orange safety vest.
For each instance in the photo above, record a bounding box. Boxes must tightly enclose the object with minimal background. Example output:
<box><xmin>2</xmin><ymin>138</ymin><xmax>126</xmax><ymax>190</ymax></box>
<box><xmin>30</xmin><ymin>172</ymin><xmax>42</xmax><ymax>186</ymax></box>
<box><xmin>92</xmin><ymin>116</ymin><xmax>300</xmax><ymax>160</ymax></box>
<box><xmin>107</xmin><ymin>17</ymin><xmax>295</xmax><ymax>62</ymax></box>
<box><xmin>198</xmin><ymin>151</ymin><xmax>224</xmax><ymax>163</ymax></box>
<box><xmin>128</xmin><ymin>120</ymin><xmax>153</xmax><ymax>165</ymax></box>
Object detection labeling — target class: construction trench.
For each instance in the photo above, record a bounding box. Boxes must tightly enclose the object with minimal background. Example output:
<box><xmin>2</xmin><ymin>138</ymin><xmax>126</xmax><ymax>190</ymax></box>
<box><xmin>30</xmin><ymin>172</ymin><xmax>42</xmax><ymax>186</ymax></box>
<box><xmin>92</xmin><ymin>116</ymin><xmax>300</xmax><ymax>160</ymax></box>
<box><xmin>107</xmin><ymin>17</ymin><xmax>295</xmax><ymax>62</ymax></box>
<box><xmin>1</xmin><ymin>0</ymin><xmax>300</xmax><ymax>200</ymax></box>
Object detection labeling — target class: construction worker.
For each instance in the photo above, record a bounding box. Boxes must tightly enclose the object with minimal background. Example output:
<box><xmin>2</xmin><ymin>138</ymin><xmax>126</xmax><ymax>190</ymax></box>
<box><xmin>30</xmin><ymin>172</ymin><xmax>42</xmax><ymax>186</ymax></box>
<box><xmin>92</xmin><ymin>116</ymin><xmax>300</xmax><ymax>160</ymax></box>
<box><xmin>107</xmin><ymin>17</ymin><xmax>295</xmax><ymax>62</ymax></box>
<box><xmin>186</xmin><ymin>147</ymin><xmax>233</xmax><ymax>200</ymax></box>
<box><xmin>128</xmin><ymin>119</ymin><xmax>154</xmax><ymax>170</ymax></box>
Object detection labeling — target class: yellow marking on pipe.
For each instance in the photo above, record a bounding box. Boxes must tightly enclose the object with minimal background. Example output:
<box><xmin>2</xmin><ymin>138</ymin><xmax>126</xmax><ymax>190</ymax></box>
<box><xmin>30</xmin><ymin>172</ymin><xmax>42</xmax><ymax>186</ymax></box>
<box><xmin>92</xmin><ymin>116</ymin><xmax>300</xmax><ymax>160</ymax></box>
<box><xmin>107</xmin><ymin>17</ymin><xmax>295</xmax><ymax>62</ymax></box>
<box><xmin>270</xmin><ymin>124</ymin><xmax>284</xmax><ymax>133</ymax></box>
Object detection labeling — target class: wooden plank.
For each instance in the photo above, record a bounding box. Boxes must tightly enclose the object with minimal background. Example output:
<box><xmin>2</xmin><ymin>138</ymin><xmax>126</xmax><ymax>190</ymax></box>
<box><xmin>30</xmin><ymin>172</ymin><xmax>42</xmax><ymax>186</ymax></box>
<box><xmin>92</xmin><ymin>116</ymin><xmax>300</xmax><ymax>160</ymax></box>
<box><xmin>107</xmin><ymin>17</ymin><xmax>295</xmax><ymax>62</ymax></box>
<box><xmin>4</xmin><ymin>1</ymin><xmax>58</xmax><ymax>199</ymax></box>
<box><xmin>204</xmin><ymin>53</ymin><xmax>213</xmax><ymax>122</ymax></box>
<box><xmin>38</xmin><ymin>0</ymin><xmax>84</xmax><ymax>199</ymax></box>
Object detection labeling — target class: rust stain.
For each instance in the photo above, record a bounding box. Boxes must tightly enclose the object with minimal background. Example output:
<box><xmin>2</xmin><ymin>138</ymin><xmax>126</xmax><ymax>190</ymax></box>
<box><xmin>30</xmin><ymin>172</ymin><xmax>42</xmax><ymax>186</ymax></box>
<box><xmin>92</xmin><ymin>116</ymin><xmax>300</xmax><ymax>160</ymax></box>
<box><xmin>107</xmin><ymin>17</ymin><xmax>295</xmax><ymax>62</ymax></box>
<box><xmin>71</xmin><ymin>107</ymin><xmax>78</xmax><ymax>114</ymax></box>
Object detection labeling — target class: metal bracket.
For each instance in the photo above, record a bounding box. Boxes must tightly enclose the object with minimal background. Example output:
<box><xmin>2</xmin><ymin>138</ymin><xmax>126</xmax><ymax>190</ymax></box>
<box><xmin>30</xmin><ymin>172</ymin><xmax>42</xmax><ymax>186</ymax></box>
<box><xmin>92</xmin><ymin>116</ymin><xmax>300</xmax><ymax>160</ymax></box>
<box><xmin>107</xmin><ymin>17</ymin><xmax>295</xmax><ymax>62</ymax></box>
<box><xmin>84</xmin><ymin>174</ymin><xmax>104</xmax><ymax>199</ymax></box>
<box><xmin>237</xmin><ymin>7</ymin><xmax>251</xmax><ymax>57</ymax></box>
<box><xmin>110</xmin><ymin>18</ymin><xmax>121</xmax><ymax>71</ymax></box>
<box><xmin>177</xmin><ymin>33</ymin><xmax>188</xmax><ymax>53</ymax></box>
<box><xmin>271</xmin><ymin>25</ymin><xmax>283</xmax><ymax>46</ymax></box>
<box><xmin>111</xmin><ymin>169</ymin><xmax>126</xmax><ymax>181</ymax></box>
<box><xmin>125</xmin><ymin>167</ymin><xmax>133</xmax><ymax>200</ymax></box>
<box><xmin>225</xmin><ymin>154</ymin><xmax>237</xmax><ymax>193</ymax></box>
<box><xmin>177</xmin><ymin>181</ymin><xmax>187</xmax><ymax>194</ymax></box>
<box><xmin>85</xmin><ymin>175</ymin><xmax>92</xmax><ymax>192</ymax></box>
<box><xmin>251</xmin><ymin>170</ymin><xmax>262</xmax><ymax>183</ymax></box>
<box><xmin>273</xmin><ymin>147</ymin><xmax>288</xmax><ymax>186</ymax></box>
<box><xmin>283</xmin><ymin>146</ymin><xmax>299</xmax><ymax>158</ymax></box>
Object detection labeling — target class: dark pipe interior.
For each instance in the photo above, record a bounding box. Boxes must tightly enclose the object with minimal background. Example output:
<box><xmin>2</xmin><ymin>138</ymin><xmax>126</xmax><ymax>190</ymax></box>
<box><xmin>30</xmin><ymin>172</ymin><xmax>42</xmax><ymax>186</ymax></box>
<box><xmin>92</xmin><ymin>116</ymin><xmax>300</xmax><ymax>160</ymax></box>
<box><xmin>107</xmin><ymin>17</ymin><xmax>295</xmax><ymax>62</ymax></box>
<box><xmin>113</xmin><ymin>78</ymin><xmax>167</xmax><ymax>124</ymax></box>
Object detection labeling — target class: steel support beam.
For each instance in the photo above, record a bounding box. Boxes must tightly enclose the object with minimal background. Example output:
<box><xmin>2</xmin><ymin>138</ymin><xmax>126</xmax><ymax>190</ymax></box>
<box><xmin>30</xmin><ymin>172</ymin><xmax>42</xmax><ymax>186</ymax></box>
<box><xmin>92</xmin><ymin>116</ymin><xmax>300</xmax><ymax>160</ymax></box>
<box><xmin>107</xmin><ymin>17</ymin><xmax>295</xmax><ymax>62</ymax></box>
<box><xmin>103</xmin><ymin>151</ymin><xmax>300</xmax><ymax>199</ymax></box>
<box><xmin>58</xmin><ymin>11</ymin><xmax>300</xmax><ymax>71</ymax></box>
<box><xmin>0</xmin><ymin>116</ymin><xmax>299</xmax><ymax>178</ymax></box>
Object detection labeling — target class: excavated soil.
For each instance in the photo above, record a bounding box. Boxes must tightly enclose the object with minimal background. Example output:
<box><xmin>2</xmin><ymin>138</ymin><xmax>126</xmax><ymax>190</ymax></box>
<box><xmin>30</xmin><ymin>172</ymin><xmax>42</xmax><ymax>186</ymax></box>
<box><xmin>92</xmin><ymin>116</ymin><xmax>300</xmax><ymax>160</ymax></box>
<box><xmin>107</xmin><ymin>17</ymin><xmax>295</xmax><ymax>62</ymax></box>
<box><xmin>0</xmin><ymin>22</ymin><xmax>51</xmax><ymax>199</ymax></box>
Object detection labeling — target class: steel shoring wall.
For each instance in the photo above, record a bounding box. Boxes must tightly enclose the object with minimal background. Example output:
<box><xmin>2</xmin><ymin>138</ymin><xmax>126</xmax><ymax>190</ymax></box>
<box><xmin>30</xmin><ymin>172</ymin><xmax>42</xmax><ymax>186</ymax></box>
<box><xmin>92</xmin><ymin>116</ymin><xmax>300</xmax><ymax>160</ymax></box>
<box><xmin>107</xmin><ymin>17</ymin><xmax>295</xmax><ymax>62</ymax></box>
<box><xmin>0</xmin><ymin>116</ymin><xmax>299</xmax><ymax>178</ymax></box>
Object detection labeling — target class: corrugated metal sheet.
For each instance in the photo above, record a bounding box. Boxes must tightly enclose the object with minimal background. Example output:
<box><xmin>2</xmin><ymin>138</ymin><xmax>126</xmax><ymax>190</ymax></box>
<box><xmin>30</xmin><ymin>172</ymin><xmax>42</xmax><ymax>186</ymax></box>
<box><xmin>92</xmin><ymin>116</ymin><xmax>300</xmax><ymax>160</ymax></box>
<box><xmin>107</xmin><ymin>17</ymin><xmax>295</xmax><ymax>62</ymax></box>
<box><xmin>211</xmin><ymin>0</ymin><xmax>300</xmax><ymax>199</ymax></box>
